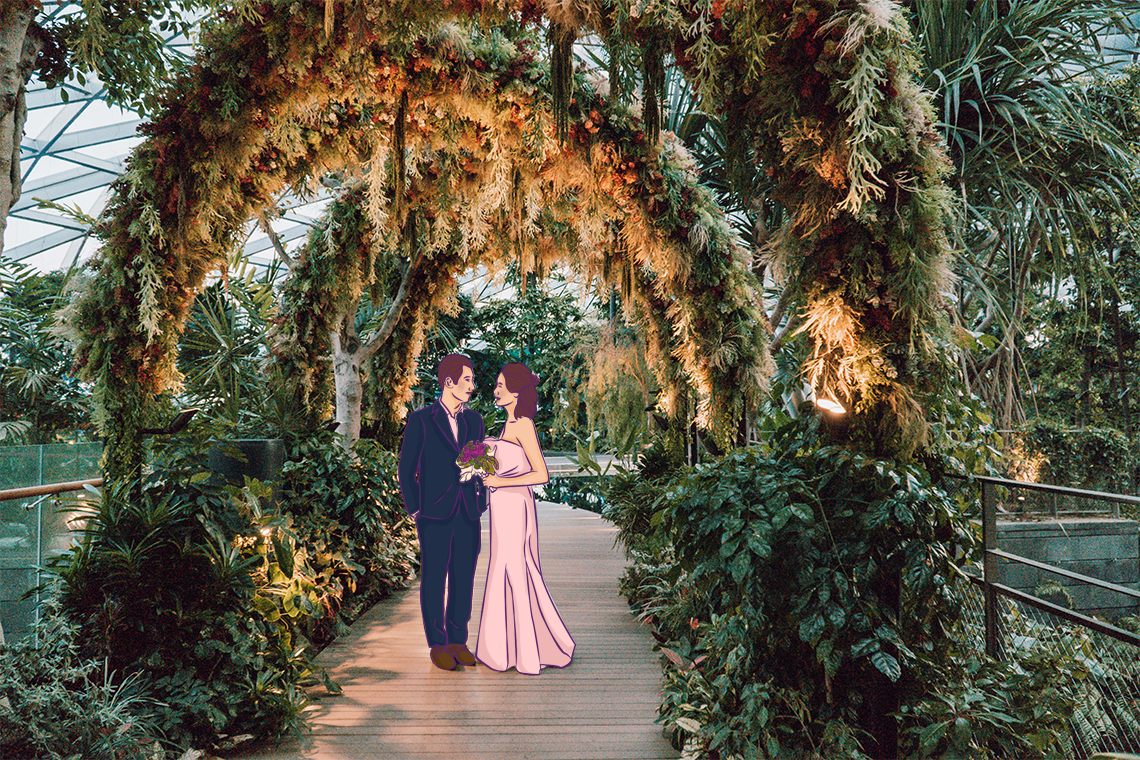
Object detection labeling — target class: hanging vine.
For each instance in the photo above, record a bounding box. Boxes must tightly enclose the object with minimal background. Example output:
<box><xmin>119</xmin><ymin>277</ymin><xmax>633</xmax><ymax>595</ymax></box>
<box><xmin>641</xmin><ymin>31</ymin><xmax>665</xmax><ymax>145</ymax></box>
<box><xmin>549</xmin><ymin>21</ymin><xmax>576</xmax><ymax>143</ymax></box>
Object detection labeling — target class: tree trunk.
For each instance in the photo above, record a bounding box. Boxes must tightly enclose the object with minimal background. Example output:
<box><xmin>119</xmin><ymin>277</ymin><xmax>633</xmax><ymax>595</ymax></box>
<box><xmin>0</xmin><ymin>5</ymin><xmax>41</xmax><ymax>255</ymax></box>
<box><xmin>1000</xmin><ymin>343</ymin><xmax>1017</xmax><ymax>433</ymax></box>
<box><xmin>1109</xmin><ymin>246</ymin><xmax>1134</xmax><ymax>488</ymax></box>
<box><xmin>331</xmin><ymin>327</ymin><xmax>365</xmax><ymax>453</ymax></box>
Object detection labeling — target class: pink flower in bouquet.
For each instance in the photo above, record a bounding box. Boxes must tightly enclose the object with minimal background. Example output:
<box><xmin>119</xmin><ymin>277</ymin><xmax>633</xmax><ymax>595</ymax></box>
<box><xmin>457</xmin><ymin>440</ymin><xmax>498</xmax><ymax>478</ymax></box>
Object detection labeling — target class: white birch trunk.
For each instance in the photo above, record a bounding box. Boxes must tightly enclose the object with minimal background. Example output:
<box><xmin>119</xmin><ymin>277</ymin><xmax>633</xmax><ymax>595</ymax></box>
<box><xmin>331</xmin><ymin>325</ymin><xmax>365</xmax><ymax>454</ymax></box>
<box><xmin>327</xmin><ymin>234</ymin><xmax>424</xmax><ymax>454</ymax></box>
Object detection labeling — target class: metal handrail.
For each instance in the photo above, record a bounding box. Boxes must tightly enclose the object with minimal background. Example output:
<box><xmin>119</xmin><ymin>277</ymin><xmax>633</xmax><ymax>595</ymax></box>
<box><xmin>0</xmin><ymin>478</ymin><xmax>103</xmax><ymax>502</ymax></box>
<box><xmin>967</xmin><ymin>574</ymin><xmax>1140</xmax><ymax>648</ymax></box>
<box><xmin>971</xmin><ymin>473</ymin><xmax>1140</xmax><ymax>509</ymax></box>
<box><xmin>990</xmin><ymin>548</ymin><xmax>1140</xmax><ymax>602</ymax></box>
<box><xmin>948</xmin><ymin>474</ymin><xmax>1140</xmax><ymax>658</ymax></box>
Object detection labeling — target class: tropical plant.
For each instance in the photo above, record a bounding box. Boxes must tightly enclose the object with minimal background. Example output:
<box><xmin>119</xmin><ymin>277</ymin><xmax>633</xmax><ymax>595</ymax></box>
<box><xmin>604</xmin><ymin>416</ymin><xmax>1096</xmax><ymax>759</ymax></box>
<box><xmin>901</xmin><ymin>644</ymin><xmax>1078</xmax><ymax>759</ymax></box>
<box><xmin>0</xmin><ymin>261</ymin><xmax>89</xmax><ymax>443</ymax></box>
<box><xmin>278</xmin><ymin>434</ymin><xmax>420</xmax><ymax>643</ymax></box>
<box><xmin>176</xmin><ymin>255</ymin><xmax>291</xmax><ymax>434</ymax></box>
<box><xmin>1016</xmin><ymin>67</ymin><xmax>1140</xmax><ymax>464</ymax></box>
<box><xmin>909</xmin><ymin>0</ymin><xmax>1140</xmax><ymax>431</ymax></box>
<box><xmin>0</xmin><ymin>599</ymin><xmax>165</xmax><ymax>760</ymax></box>
<box><xmin>603</xmin><ymin>432</ymin><xmax>683</xmax><ymax>556</ymax></box>
<box><xmin>50</xmin><ymin>471</ymin><xmax>322</xmax><ymax>751</ymax></box>
<box><xmin>539</xmin><ymin>475</ymin><xmax>610</xmax><ymax>513</ymax></box>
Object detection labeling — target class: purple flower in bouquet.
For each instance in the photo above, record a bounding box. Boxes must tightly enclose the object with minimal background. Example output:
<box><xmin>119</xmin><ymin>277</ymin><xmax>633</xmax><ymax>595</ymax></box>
<box><xmin>457</xmin><ymin>440</ymin><xmax>498</xmax><ymax>481</ymax></box>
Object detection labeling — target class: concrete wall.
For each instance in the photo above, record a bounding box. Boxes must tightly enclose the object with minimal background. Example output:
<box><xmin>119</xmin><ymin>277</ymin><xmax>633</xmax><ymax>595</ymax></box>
<box><xmin>996</xmin><ymin>518</ymin><xmax>1140</xmax><ymax>620</ymax></box>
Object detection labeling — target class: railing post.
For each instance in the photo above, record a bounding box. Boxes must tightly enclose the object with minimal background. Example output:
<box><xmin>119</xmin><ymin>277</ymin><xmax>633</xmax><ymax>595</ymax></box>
<box><xmin>34</xmin><ymin>494</ymin><xmax>44</xmax><ymax>630</ymax></box>
<box><xmin>982</xmin><ymin>480</ymin><xmax>1002</xmax><ymax>660</ymax></box>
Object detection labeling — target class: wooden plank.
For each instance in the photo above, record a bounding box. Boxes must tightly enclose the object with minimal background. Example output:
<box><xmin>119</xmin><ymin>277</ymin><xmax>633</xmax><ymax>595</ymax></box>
<box><xmin>239</xmin><ymin>501</ymin><xmax>679</xmax><ymax>760</ymax></box>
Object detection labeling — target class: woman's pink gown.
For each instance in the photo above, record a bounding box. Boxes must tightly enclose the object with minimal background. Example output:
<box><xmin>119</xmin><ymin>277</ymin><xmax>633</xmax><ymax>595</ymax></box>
<box><xmin>475</xmin><ymin>438</ymin><xmax>575</xmax><ymax>674</ymax></box>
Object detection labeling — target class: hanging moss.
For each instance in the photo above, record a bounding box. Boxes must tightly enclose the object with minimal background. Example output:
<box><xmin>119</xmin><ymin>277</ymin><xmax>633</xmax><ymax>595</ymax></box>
<box><xmin>393</xmin><ymin>88</ymin><xmax>409</xmax><ymax>228</ymax></box>
<box><xmin>268</xmin><ymin>27</ymin><xmax>771</xmax><ymax>449</ymax></box>
<box><xmin>641</xmin><ymin>32</ymin><xmax>665</xmax><ymax>146</ymax></box>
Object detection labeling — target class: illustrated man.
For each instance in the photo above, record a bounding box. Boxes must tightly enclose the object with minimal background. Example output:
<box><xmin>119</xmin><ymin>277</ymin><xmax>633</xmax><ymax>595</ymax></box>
<box><xmin>398</xmin><ymin>353</ymin><xmax>486</xmax><ymax>670</ymax></box>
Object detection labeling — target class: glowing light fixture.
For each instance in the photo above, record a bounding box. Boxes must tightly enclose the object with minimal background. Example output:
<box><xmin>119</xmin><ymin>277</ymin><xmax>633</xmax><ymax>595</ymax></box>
<box><xmin>814</xmin><ymin>389</ymin><xmax>847</xmax><ymax>415</ymax></box>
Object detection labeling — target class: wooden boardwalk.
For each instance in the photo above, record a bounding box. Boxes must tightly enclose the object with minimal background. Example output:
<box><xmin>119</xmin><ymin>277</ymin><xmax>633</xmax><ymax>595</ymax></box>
<box><xmin>243</xmin><ymin>500</ymin><xmax>680</xmax><ymax>760</ymax></box>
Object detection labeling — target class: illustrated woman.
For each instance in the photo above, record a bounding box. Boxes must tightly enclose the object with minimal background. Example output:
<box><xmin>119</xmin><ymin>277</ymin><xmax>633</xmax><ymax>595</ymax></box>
<box><xmin>475</xmin><ymin>362</ymin><xmax>575</xmax><ymax>674</ymax></box>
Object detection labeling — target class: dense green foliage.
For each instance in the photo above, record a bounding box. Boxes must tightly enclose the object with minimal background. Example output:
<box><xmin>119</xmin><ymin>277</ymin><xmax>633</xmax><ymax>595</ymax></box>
<box><xmin>467</xmin><ymin>268</ymin><xmax>588</xmax><ymax>450</ymax></box>
<box><xmin>1023</xmin><ymin>283</ymin><xmax>1140</xmax><ymax>437</ymax></box>
<box><xmin>51</xmin><ymin>474</ymin><xmax>317</xmax><ymax>750</ymax></box>
<box><xmin>0</xmin><ymin>261</ymin><xmax>90</xmax><ymax>444</ymax></box>
<box><xmin>1016</xmin><ymin>162</ymin><xmax>1140</xmax><ymax>479</ymax></box>
<box><xmin>31</xmin><ymin>0</ymin><xmax>223</xmax><ymax>115</ymax></box>
<box><xmin>0</xmin><ymin>602</ymin><xmax>164</xmax><ymax>760</ymax></box>
<box><xmin>279</xmin><ymin>436</ymin><xmax>420</xmax><ymax>645</ymax></box>
<box><xmin>928</xmin><ymin>3</ymin><xmax>1140</xmax><ymax>432</ymax></box>
<box><xmin>658</xmin><ymin>440</ymin><xmax>973</xmax><ymax>755</ymax></box>
<box><xmin>41</xmin><ymin>434</ymin><xmax>416</xmax><ymax>753</ymax></box>
<box><xmin>540</xmin><ymin>475</ymin><xmax>610</xmax><ymax>514</ymax></box>
<box><xmin>1018</xmin><ymin>421</ymin><xmax>1133</xmax><ymax>493</ymax></box>
<box><xmin>176</xmin><ymin>259</ymin><xmax>304</xmax><ymax>437</ymax></box>
<box><xmin>604</xmin><ymin>422</ymin><xmax>1096</xmax><ymax>758</ymax></box>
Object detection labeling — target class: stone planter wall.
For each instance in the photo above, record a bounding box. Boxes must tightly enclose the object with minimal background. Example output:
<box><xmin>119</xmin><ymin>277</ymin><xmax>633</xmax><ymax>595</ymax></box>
<box><xmin>996</xmin><ymin>518</ymin><xmax>1140</xmax><ymax>620</ymax></box>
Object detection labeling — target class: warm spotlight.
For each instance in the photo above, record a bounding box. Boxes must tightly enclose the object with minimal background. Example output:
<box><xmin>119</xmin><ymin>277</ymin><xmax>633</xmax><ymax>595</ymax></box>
<box><xmin>815</xmin><ymin>394</ymin><xmax>846</xmax><ymax>415</ymax></box>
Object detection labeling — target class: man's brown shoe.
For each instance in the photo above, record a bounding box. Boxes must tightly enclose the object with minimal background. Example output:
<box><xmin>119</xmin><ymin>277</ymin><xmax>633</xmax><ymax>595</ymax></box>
<box><xmin>430</xmin><ymin>645</ymin><xmax>457</xmax><ymax>671</ymax></box>
<box><xmin>449</xmin><ymin>643</ymin><xmax>477</xmax><ymax>667</ymax></box>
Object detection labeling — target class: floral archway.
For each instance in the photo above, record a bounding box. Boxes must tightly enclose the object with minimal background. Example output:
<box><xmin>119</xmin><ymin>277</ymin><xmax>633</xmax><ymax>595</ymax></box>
<box><xmin>56</xmin><ymin>0</ymin><xmax>956</xmax><ymax>480</ymax></box>
<box><xmin>269</xmin><ymin>27</ymin><xmax>771</xmax><ymax>452</ymax></box>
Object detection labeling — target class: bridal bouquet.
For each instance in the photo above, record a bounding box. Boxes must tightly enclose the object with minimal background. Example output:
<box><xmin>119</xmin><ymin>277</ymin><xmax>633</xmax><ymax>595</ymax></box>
<box><xmin>457</xmin><ymin>440</ymin><xmax>498</xmax><ymax>483</ymax></box>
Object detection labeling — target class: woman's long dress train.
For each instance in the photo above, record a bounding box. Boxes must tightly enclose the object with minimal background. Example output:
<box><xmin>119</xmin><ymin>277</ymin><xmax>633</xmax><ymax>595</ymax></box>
<box><xmin>475</xmin><ymin>438</ymin><xmax>575</xmax><ymax>674</ymax></box>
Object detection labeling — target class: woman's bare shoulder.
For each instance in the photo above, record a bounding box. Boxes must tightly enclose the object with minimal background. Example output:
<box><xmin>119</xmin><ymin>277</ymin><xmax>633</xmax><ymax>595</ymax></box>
<box><xmin>504</xmin><ymin>417</ymin><xmax>538</xmax><ymax>445</ymax></box>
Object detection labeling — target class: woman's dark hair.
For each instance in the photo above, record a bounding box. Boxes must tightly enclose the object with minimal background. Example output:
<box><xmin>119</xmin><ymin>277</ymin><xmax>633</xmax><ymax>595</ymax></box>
<box><xmin>501</xmin><ymin>362</ymin><xmax>539</xmax><ymax>419</ymax></box>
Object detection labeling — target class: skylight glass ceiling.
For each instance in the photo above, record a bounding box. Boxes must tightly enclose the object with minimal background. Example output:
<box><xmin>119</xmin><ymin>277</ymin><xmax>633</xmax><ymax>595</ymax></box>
<box><xmin>5</xmin><ymin>5</ymin><xmax>1137</xmax><ymax>278</ymax></box>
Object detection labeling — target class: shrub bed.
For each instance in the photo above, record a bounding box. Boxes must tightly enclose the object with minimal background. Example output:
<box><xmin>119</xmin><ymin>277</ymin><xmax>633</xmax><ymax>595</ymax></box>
<box><xmin>607</xmin><ymin>422</ymin><xmax>1087</xmax><ymax>758</ymax></box>
<box><xmin>540</xmin><ymin>475</ymin><xmax>611</xmax><ymax>513</ymax></box>
<box><xmin>0</xmin><ymin>601</ymin><xmax>165</xmax><ymax>760</ymax></box>
<box><xmin>1</xmin><ymin>434</ymin><xmax>416</xmax><ymax>757</ymax></box>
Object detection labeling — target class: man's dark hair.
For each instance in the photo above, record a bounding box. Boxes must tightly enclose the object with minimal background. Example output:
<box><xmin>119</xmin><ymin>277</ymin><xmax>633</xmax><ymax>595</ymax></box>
<box><xmin>438</xmin><ymin>354</ymin><xmax>474</xmax><ymax>388</ymax></box>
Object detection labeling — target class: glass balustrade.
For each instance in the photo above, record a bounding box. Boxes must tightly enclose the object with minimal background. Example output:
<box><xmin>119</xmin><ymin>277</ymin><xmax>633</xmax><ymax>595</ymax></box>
<box><xmin>0</xmin><ymin>442</ymin><xmax>102</xmax><ymax>643</ymax></box>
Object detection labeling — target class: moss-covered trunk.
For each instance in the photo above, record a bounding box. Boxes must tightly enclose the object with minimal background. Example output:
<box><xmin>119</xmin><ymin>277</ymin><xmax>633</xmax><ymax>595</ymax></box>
<box><xmin>0</xmin><ymin>5</ymin><xmax>41</xmax><ymax>255</ymax></box>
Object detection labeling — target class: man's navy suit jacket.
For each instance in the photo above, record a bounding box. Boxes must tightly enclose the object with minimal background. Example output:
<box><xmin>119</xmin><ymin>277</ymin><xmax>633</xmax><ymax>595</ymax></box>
<box><xmin>398</xmin><ymin>399</ymin><xmax>486</xmax><ymax>521</ymax></box>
